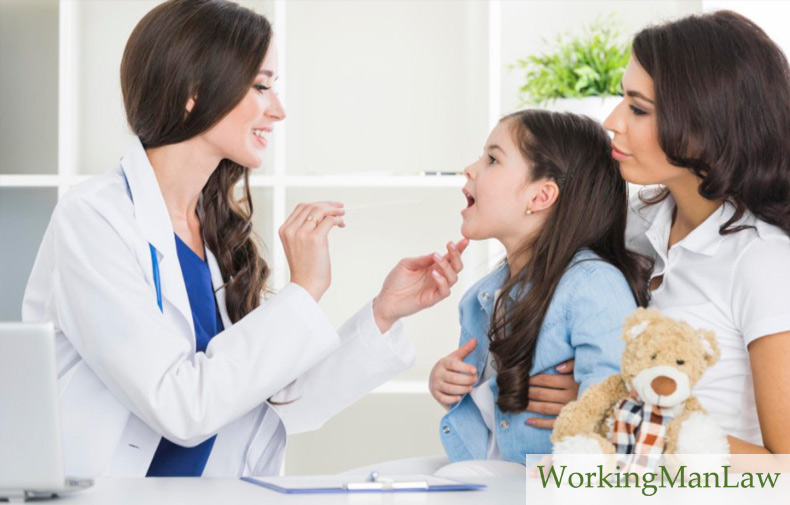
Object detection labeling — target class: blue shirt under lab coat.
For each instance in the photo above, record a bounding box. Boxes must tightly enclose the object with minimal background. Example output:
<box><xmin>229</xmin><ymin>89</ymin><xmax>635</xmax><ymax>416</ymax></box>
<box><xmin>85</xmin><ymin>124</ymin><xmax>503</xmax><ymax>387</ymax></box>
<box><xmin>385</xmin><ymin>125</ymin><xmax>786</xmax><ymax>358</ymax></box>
<box><xmin>146</xmin><ymin>234</ymin><xmax>224</xmax><ymax>477</ymax></box>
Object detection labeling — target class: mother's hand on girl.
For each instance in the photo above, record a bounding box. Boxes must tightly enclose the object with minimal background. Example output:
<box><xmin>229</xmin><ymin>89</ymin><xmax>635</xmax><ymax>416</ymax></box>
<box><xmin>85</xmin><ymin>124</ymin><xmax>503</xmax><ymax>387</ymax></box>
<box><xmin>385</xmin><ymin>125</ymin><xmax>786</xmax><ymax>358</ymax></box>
<box><xmin>525</xmin><ymin>359</ymin><xmax>578</xmax><ymax>429</ymax></box>
<box><xmin>280</xmin><ymin>201</ymin><xmax>346</xmax><ymax>302</ymax></box>
<box><xmin>372</xmin><ymin>238</ymin><xmax>470</xmax><ymax>333</ymax></box>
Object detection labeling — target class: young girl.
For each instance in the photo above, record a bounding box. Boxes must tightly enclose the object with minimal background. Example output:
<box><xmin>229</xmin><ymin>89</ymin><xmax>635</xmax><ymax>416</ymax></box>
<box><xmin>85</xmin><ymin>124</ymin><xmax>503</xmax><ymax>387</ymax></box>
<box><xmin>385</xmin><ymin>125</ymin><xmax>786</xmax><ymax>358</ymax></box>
<box><xmin>429</xmin><ymin>109</ymin><xmax>652</xmax><ymax>464</ymax></box>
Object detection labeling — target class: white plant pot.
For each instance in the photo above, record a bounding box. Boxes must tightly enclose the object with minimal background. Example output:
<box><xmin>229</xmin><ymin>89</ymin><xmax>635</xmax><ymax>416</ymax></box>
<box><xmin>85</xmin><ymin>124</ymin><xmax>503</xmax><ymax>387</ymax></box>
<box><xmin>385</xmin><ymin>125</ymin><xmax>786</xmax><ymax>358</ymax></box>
<box><xmin>538</xmin><ymin>96</ymin><xmax>622</xmax><ymax>124</ymax></box>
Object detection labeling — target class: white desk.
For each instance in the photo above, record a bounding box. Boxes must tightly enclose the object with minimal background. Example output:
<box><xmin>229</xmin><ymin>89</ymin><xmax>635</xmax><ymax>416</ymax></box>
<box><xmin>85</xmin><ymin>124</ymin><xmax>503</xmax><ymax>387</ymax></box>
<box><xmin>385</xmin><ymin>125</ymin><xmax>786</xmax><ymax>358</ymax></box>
<box><xmin>53</xmin><ymin>477</ymin><xmax>525</xmax><ymax>504</ymax></box>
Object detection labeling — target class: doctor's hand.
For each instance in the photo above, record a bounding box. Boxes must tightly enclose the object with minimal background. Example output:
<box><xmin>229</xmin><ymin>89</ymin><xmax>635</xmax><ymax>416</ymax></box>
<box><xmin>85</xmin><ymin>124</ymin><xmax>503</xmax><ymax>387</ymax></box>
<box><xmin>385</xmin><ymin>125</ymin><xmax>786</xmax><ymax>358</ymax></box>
<box><xmin>429</xmin><ymin>339</ymin><xmax>478</xmax><ymax>410</ymax></box>
<box><xmin>280</xmin><ymin>202</ymin><xmax>346</xmax><ymax>302</ymax></box>
<box><xmin>372</xmin><ymin>239</ymin><xmax>469</xmax><ymax>333</ymax></box>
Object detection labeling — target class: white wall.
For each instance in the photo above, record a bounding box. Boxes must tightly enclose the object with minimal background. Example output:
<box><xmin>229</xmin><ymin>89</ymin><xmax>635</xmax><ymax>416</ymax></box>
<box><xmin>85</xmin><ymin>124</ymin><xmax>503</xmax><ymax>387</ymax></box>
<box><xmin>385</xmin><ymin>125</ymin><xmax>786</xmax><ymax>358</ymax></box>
<box><xmin>704</xmin><ymin>1</ymin><xmax>790</xmax><ymax>54</ymax></box>
<box><xmin>284</xmin><ymin>0</ymin><xmax>489</xmax><ymax>176</ymax></box>
<box><xmin>0</xmin><ymin>0</ymin><xmax>59</xmax><ymax>175</ymax></box>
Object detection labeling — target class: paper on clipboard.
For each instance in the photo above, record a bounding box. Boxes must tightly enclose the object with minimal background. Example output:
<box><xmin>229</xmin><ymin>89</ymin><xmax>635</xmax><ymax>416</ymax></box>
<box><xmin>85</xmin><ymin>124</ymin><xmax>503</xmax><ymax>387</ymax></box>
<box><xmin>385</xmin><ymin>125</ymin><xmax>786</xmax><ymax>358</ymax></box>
<box><xmin>240</xmin><ymin>474</ymin><xmax>486</xmax><ymax>494</ymax></box>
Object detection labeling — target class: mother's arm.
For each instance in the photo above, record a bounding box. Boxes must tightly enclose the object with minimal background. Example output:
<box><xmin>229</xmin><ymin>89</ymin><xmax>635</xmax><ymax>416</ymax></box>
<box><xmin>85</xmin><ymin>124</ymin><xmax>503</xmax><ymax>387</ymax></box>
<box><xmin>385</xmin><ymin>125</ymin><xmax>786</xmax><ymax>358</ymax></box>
<box><xmin>523</xmin><ymin>360</ymin><xmax>578</xmax><ymax>429</ymax></box>
<box><xmin>527</xmin><ymin>263</ymin><xmax>635</xmax><ymax>429</ymax></box>
<box><xmin>727</xmin><ymin>239</ymin><xmax>790</xmax><ymax>455</ymax></box>
<box><xmin>728</xmin><ymin>331</ymin><xmax>790</xmax><ymax>454</ymax></box>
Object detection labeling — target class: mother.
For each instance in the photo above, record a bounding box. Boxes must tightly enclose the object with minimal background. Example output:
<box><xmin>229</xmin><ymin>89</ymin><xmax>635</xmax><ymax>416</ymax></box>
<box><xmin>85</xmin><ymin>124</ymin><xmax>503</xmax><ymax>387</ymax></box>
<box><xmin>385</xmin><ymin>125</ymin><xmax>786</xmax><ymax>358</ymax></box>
<box><xmin>22</xmin><ymin>0</ymin><xmax>467</xmax><ymax>477</ymax></box>
<box><xmin>532</xmin><ymin>10</ymin><xmax>790</xmax><ymax>455</ymax></box>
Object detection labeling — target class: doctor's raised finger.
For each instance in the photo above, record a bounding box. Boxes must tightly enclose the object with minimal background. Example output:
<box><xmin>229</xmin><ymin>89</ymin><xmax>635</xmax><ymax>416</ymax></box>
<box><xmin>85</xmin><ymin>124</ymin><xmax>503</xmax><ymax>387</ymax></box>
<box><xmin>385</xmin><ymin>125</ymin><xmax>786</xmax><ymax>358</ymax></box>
<box><xmin>282</xmin><ymin>204</ymin><xmax>346</xmax><ymax>302</ymax></box>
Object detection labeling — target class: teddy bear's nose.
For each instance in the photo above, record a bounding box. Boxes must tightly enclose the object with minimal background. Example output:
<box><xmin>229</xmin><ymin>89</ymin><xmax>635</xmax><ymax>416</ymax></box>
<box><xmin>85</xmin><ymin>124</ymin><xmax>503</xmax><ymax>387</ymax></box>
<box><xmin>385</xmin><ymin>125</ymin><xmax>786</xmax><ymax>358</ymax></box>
<box><xmin>651</xmin><ymin>376</ymin><xmax>677</xmax><ymax>396</ymax></box>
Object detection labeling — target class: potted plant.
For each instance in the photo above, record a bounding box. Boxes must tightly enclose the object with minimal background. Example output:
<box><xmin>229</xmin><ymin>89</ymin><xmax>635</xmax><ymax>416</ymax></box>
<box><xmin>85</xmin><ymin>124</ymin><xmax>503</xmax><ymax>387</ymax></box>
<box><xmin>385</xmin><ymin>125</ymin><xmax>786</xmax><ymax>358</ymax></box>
<box><xmin>510</xmin><ymin>16</ymin><xmax>630</xmax><ymax>123</ymax></box>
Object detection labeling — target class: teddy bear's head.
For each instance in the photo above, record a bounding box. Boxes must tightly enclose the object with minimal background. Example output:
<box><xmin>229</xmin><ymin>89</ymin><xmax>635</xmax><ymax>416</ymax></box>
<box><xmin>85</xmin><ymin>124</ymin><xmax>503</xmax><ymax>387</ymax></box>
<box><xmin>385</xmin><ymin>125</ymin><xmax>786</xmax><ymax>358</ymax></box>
<box><xmin>619</xmin><ymin>308</ymin><xmax>719</xmax><ymax>408</ymax></box>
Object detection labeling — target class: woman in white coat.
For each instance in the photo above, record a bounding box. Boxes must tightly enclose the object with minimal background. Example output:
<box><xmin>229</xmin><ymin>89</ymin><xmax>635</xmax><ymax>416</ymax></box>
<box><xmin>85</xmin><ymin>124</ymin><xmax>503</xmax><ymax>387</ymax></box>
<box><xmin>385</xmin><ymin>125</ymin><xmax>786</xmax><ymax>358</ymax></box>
<box><xmin>22</xmin><ymin>0</ymin><xmax>468</xmax><ymax>478</ymax></box>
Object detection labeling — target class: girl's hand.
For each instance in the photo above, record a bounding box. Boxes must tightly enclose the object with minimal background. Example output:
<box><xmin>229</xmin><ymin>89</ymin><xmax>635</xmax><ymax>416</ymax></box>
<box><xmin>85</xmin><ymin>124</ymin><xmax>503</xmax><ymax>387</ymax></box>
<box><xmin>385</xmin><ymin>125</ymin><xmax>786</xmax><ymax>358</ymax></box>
<box><xmin>372</xmin><ymin>239</ymin><xmax>469</xmax><ymax>333</ymax></box>
<box><xmin>525</xmin><ymin>359</ymin><xmax>579</xmax><ymax>429</ymax></box>
<box><xmin>429</xmin><ymin>339</ymin><xmax>479</xmax><ymax>409</ymax></box>
<box><xmin>279</xmin><ymin>202</ymin><xmax>346</xmax><ymax>302</ymax></box>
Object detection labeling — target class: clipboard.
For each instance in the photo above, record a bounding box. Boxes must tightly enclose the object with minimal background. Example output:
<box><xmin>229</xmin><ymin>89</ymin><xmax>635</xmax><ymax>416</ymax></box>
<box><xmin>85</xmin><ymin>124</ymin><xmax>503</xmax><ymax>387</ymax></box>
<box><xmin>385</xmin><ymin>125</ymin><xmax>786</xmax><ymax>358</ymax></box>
<box><xmin>240</xmin><ymin>473</ymin><xmax>486</xmax><ymax>494</ymax></box>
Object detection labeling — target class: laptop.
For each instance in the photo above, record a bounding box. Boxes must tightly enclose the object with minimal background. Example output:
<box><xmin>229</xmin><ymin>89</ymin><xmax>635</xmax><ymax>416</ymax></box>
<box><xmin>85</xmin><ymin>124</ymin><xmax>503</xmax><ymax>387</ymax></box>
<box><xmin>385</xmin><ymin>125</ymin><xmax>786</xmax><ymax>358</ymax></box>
<box><xmin>0</xmin><ymin>322</ymin><xmax>93</xmax><ymax>501</ymax></box>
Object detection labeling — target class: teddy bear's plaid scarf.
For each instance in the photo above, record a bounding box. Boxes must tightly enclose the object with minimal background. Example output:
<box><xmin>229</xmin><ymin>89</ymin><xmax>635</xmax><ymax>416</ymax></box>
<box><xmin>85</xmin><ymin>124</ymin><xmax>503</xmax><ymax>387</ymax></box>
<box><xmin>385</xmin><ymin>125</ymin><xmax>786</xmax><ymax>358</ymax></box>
<box><xmin>612</xmin><ymin>397</ymin><xmax>675</xmax><ymax>473</ymax></box>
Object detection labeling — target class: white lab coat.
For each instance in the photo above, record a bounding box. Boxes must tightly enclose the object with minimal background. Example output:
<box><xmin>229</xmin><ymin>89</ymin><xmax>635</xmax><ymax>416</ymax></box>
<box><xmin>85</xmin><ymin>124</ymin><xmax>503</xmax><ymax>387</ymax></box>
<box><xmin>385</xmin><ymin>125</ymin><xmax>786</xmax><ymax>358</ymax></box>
<box><xmin>21</xmin><ymin>137</ymin><xmax>415</xmax><ymax>478</ymax></box>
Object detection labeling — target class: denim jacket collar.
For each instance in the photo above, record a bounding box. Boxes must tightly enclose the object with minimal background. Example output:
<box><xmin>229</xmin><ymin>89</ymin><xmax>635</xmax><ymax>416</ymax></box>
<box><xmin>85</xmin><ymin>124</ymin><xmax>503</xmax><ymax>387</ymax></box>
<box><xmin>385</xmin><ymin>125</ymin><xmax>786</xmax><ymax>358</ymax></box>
<box><xmin>475</xmin><ymin>263</ymin><xmax>521</xmax><ymax>318</ymax></box>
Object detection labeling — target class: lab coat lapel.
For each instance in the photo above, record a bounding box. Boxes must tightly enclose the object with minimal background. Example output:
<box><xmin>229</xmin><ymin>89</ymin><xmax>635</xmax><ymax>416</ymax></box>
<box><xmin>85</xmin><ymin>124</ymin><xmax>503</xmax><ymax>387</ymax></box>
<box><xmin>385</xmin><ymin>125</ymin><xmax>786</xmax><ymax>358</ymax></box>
<box><xmin>205</xmin><ymin>248</ymin><xmax>231</xmax><ymax>330</ymax></box>
<box><xmin>120</xmin><ymin>137</ymin><xmax>196</xmax><ymax>343</ymax></box>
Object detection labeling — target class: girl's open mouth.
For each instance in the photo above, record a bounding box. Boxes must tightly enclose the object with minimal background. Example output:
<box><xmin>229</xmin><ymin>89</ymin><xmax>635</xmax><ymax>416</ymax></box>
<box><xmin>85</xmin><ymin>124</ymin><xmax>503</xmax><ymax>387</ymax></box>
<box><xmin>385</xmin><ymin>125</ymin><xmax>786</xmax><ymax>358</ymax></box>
<box><xmin>463</xmin><ymin>189</ymin><xmax>475</xmax><ymax>208</ymax></box>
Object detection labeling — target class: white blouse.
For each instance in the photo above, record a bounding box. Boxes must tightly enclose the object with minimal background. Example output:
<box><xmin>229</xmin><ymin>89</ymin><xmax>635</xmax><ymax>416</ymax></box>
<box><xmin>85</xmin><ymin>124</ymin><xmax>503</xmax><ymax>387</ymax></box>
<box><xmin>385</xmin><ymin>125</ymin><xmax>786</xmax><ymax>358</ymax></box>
<box><xmin>626</xmin><ymin>191</ymin><xmax>790</xmax><ymax>445</ymax></box>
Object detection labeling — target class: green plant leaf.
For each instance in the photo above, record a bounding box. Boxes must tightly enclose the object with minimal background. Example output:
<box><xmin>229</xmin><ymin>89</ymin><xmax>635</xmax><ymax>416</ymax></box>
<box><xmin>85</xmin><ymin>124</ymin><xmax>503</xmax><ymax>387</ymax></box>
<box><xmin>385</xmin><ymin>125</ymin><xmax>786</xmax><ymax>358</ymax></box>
<box><xmin>512</xmin><ymin>15</ymin><xmax>630</xmax><ymax>104</ymax></box>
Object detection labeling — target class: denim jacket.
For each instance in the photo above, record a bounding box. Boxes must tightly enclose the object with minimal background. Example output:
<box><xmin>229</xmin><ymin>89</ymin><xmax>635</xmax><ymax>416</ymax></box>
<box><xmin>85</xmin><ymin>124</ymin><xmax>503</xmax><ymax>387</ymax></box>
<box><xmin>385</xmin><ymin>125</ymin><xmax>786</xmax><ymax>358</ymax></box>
<box><xmin>439</xmin><ymin>248</ymin><xmax>636</xmax><ymax>463</ymax></box>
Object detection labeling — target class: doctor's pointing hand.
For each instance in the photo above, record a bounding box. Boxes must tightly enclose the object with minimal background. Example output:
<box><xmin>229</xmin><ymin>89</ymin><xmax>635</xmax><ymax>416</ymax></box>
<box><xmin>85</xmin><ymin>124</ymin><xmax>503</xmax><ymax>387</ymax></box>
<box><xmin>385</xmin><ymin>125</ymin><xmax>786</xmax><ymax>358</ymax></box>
<box><xmin>22</xmin><ymin>0</ymin><xmax>466</xmax><ymax>479</ymax></box>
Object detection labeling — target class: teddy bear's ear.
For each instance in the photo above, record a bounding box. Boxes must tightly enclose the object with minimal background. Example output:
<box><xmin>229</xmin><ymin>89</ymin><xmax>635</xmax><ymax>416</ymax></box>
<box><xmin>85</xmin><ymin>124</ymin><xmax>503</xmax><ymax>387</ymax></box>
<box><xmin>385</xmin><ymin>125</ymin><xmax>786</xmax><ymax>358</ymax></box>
<box><xmin>622</xmin><ymin>307</ymin><xmax>657</xmax><ymax>342</ymax></box>
<box><xmin>698</xmin><ymin>329</ymin><xmax>720</xmax><ymax>366</ymax></box>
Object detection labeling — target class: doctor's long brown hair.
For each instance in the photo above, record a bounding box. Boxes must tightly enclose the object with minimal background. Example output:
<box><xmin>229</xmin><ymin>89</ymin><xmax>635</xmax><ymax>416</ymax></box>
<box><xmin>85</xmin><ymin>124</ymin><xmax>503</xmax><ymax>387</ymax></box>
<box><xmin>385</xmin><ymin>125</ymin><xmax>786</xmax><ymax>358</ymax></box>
<box><xmin>121</xmin><ymin>0</ymin><xmax>270</xmax><ymax>323</ymax></box>
<box><xmin>490</xmin><ymin>110</ymin><xmax>653</xmax><ymax>413</ymax></box>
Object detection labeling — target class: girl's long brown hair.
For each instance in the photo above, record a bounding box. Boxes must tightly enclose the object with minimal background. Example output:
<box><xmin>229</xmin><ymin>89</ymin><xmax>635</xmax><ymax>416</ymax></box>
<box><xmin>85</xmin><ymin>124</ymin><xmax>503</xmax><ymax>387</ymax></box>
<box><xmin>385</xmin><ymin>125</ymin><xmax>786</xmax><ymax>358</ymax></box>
<box><xmin>632</xmin><ymin>10</ymin><xmax>790</xmax><ymax>237</ymax></box>
<box><xmin>121</xmin><ymin>0</ymin><xmax>270</xmax><ymax>322</ymax></box>
<box><xmin>490</xmin><ymin>110</ymin><xmax>653</xmax><ymax>413</ymax></box>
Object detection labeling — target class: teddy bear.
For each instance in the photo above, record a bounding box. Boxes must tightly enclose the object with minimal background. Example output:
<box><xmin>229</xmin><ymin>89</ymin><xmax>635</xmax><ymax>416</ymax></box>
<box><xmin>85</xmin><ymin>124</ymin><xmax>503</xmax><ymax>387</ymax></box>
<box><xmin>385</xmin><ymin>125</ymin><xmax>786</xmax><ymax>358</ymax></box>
<box><xmin>551</xmin><ymin>307</ymin><xmax>730</xmax><ymax>472</ymax></box>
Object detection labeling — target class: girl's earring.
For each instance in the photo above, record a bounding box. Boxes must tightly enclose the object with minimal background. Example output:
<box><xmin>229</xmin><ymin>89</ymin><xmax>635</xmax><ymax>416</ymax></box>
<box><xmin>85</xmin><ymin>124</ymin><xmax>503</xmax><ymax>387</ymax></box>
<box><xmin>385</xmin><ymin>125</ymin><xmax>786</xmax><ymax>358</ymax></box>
<box><xmin>526</xmin><ymin>207</ymin><xmax>533</xmax><ymax>215</ymax></box>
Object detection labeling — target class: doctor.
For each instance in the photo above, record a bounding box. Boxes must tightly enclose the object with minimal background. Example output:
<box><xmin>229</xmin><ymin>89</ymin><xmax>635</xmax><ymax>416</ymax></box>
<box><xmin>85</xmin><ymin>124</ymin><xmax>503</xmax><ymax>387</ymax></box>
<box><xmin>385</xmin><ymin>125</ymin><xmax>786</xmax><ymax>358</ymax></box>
<box><xmin>22</xmin><ymin>0</ymin><xmax>467</xmax><ymax>478</ymax></box>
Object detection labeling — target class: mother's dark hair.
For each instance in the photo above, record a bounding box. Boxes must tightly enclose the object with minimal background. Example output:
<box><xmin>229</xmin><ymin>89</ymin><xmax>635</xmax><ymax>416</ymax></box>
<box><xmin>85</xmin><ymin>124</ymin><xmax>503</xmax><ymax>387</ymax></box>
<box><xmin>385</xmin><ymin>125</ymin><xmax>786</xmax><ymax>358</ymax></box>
<box><xmin>121</xmin><ymin>0</ymin><xmax>271</xmax><ymax>322</ymax></box>
<box><xmin>633</xmin><ymin>10</ymin><xmax>790</xmax><ymax>236</ymax></box>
